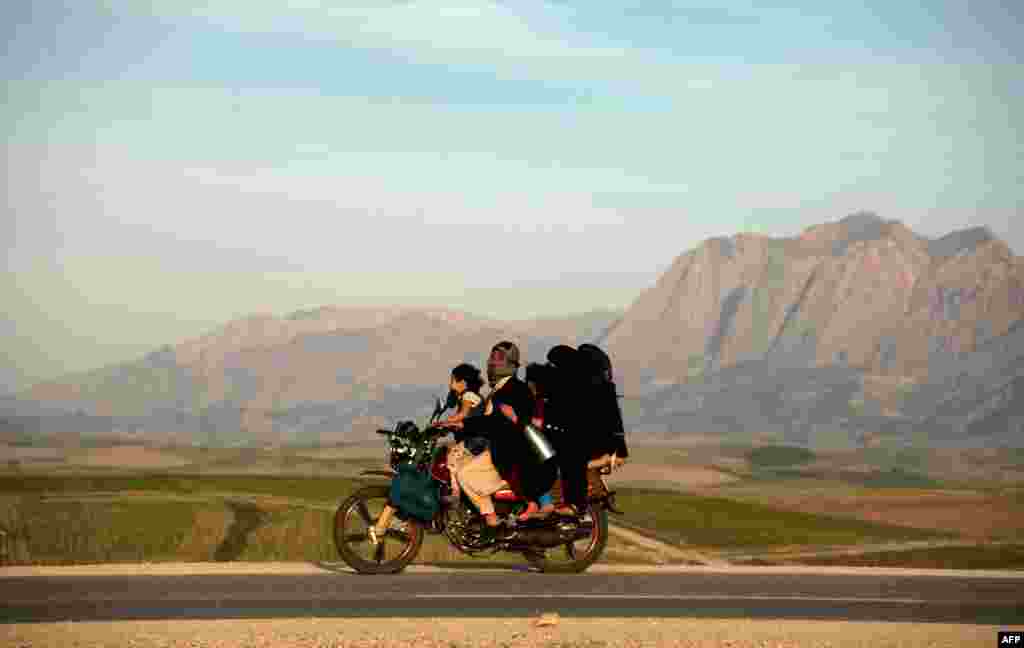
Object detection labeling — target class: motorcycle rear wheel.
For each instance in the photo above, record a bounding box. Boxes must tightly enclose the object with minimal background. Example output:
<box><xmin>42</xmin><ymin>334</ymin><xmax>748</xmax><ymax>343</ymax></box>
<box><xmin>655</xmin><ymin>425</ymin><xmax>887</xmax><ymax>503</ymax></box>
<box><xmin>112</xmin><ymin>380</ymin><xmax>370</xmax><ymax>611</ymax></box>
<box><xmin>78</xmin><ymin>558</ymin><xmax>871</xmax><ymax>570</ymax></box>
<box><xmin>523</xmin><ymin>502</ymin><xmax>608</xmax><ymax>573</ymax></box>
<box><xmin>334</xmin><ymin>485</ymin><xmax>424</xmax><ymax>574</ymax></box>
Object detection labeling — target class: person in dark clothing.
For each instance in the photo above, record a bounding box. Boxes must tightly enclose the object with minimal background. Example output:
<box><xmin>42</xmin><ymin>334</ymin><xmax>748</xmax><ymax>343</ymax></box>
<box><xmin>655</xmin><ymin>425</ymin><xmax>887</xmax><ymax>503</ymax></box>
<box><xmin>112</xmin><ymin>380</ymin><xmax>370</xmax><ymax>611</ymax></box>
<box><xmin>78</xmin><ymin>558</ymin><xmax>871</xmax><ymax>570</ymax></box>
<box><xmin>576</xmin><ymin>343</ymin><xmax>629</xmax><ymax>464</ymax></box>
<box><xmin>539</xmin><ymin>345</ymin><xmax>591</xmax><ymax>516</ymax></box>
<box><xmin>456</xmin><ymin>341</ymin><xmax>547</xmax><ymax>534</ymax></box>
<box><xmin>518</xmin><ymin>363</ymin><xmax>561</xmax><ymax>520</ymax></box>
<box><xmin>534</xmin><ymin>343</ymin><xmax>629</xmax><ymax>517</ymax></box>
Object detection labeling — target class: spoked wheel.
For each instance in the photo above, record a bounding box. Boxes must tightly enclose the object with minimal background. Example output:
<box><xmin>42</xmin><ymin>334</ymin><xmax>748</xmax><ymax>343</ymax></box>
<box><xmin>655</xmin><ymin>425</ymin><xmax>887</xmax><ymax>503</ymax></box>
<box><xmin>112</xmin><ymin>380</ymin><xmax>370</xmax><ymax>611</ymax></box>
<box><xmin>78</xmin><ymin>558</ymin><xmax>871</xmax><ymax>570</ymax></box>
<box><xmin>523</xmin><ymin>502</ymin><xmax>608</xmax><ymax>573</ymax></box>
<box><xmin>334</xmin><ymin>485</ymin><xmax>424</xmax><ymax>574</ymax></box>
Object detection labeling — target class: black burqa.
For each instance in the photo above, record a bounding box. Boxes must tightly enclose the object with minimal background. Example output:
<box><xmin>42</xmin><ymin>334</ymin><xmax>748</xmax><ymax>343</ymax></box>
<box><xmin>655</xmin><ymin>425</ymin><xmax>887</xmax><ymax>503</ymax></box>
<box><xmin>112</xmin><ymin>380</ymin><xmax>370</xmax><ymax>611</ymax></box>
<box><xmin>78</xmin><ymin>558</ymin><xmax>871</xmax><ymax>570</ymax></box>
<box><xmin>576</xmin><ymin>343</ymin><xmax>629</xmax><ymax>460</ymax></box>
<box><xmin>539</xmin><ymin>344</ymin><xmax>629</xmax><ymax>509</ymax></box>
<box><xmin>538</xmin><ymin>345</ymin><xmax>591</xmax><ymax>509</ymax></box>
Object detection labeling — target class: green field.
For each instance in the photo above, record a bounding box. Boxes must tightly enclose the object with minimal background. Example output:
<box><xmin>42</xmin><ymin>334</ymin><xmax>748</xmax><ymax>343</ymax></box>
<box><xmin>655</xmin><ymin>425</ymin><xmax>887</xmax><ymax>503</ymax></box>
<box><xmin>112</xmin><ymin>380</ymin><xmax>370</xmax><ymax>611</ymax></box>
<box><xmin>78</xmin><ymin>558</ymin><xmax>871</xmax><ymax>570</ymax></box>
<box><xmin>746</xmin><ymin>445</ymin><xmax>815</xmax><ymax>468</ymax></box>
<box><xmin>0</xmin><ymin>473</ymin><xmax>944</xmax><ymax>566</ymax></box>
<box><xmin>612</xmin><ymin>487</ymin><xmax>949</xmax><ymax>549</ymax></box>
<box><xmin>0</xmin><ymin>474</ymin><xmax>357</xmax><ymax>503</ymax></box>
<box><xmin>0</xmin><ymin>473</ymin><xmax>667</xmax><ymax>567</ymax></box>
<box><xmin>0</xmin><ymin>477</ymin><xmax>348</xmax><ymax>565</ymax></box>
<box><xmin>2</xmin><ymin>438</ymin><xmax>1022</xmax><ymax>568</ymax></box>
<box><xmin>796</xmin><ymin>544</ymin><xmax>1024</xmax><ymax>570</ymax></box>
<box><xmin>733</xmin><ymin>467</ymin><xmax>945</xmax><ymax>489</ymax></box>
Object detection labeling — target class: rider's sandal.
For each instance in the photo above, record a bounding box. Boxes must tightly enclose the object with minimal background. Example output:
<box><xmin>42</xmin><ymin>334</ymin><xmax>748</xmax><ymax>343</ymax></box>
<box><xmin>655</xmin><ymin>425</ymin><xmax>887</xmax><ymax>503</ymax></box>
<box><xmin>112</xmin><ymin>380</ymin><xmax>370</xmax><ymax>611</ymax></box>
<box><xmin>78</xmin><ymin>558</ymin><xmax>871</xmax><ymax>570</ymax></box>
<box><xmin>525</xmin><ymin>500</ymin><xmax>555</xmax><ymax>520</ymax></box>
<box><xmin>516</xmin><ymin>502</ymin><xmax>540</xmax><ymax>522</ymax></box>
<box><xmin>535</xmin><ymin>502</ymin><xmax>555</xmax><ymax>519</ymax></box>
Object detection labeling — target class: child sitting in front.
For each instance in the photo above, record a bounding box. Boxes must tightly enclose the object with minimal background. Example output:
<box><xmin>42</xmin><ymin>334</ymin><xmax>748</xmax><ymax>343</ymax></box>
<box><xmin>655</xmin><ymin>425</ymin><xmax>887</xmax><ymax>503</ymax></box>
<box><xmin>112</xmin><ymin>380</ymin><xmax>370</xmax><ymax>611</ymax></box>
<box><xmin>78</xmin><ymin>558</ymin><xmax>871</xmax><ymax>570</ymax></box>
<box><xmin>436</xmin><ymin>363</ymin><xmax>485</xmax><ymax>499</ymax></box>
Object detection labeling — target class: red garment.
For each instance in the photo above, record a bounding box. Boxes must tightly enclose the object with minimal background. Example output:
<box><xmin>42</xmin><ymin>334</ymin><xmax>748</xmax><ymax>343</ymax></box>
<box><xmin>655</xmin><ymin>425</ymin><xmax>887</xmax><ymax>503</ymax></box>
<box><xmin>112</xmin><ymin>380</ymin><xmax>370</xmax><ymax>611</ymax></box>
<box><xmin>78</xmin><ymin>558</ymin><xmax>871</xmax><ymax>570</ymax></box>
<box><xmin>503</xmin><ymin>464</ymin><xmax>525</xmax><ymax>495</ymax></box>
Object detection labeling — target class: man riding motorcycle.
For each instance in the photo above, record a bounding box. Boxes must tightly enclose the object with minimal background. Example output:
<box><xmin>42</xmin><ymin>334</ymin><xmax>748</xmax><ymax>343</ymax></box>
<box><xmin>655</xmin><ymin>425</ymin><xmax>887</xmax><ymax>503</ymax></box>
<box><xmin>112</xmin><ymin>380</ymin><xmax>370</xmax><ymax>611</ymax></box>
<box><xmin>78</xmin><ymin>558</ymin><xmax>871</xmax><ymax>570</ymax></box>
<box><xmin>332</xmin><ymin>340</ymin><xmax>621</xmax><ymax>574</ymax></box>
<box><xmin>454</xmin><ymin>341</ymin><xmax>554</xmax><ymax>540</ymax></box>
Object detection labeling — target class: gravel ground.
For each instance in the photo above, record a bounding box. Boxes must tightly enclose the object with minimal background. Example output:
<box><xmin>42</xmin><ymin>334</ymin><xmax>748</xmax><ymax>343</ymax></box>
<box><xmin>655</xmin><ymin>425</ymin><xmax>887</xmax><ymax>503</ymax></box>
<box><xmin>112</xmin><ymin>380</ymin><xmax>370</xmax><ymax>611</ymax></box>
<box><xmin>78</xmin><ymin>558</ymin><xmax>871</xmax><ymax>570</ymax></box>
<box><xmin>0</xmin><ymin>617</ymin><xmax>998</xmax><ymax>648</ymax></box>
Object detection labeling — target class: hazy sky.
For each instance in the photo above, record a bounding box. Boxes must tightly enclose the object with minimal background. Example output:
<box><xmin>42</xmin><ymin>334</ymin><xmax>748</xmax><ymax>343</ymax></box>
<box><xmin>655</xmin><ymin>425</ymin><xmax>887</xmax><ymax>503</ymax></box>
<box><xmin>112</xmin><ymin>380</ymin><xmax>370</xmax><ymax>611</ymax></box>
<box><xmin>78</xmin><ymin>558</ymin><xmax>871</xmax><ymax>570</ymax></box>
<box><xmin>3</xmin><ymin>1</ymin><xmax>1022</xmax><ymax>391</ymax></box>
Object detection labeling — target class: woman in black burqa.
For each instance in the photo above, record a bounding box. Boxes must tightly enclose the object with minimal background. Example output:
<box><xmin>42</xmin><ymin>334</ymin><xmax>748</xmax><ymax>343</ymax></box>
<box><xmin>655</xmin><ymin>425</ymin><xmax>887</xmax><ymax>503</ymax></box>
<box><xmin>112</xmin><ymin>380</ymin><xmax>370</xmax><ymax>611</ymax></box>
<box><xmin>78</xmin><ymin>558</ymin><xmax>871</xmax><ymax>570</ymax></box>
<box><xmin>577</xmin><ymin>343</ymin><xmax>629</xmax><ymax>461</ymax></box>
<box><xmin>538</xmin><ymin>343</ymin><xmax>628</xmax><ymax>516</ymax></box>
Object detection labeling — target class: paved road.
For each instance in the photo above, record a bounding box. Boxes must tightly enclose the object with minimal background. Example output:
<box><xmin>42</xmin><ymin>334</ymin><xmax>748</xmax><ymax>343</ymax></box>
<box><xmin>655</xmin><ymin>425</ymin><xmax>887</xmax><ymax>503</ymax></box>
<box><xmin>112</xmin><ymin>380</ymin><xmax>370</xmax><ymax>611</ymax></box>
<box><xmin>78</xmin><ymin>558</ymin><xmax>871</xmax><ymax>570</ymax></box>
<box><xmin>2</xmin><ymin>566</ymin><xmax>1021</xmax><ymax>624</ymax></box>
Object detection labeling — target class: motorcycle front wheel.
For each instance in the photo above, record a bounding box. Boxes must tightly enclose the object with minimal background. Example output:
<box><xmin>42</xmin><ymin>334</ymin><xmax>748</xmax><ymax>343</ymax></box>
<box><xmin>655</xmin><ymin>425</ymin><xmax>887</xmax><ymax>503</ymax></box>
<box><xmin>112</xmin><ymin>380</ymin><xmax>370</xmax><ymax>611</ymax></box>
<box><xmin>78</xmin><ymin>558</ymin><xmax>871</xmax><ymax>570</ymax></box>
<box><xmin>523</xmin><ymin>502</ymin><xmax>608</xmax><ymax>573</ymax></box>
<box><xmin>334</xmin><ymin>485</ymin><xmax>424</xmax><ymax>574</ymax></box>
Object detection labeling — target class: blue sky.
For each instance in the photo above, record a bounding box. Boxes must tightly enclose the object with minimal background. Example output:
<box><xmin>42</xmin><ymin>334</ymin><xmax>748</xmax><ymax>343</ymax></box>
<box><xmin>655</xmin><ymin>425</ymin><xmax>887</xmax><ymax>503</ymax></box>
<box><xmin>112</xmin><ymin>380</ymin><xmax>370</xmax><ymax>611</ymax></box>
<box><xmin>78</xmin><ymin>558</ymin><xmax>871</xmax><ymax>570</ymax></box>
<box><xmin>2</xmin><ymin>0</ymin><xmax>1022</xmax><ymax>389</ymax></box>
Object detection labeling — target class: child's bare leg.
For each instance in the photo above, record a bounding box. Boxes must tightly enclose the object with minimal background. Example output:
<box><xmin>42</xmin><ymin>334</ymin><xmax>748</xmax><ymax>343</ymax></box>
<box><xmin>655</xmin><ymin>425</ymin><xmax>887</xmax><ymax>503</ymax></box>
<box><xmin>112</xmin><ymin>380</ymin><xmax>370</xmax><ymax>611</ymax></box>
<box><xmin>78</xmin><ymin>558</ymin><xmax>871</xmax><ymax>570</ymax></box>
<box><xmin>458</xmin><ymin>451</ymin><xmax>506</xmax><ymax>528</ymax></box>
<box><xmin>446</xmin><ymin>444</ymin><xmax>464</xmax><ymax>497</ymax></box>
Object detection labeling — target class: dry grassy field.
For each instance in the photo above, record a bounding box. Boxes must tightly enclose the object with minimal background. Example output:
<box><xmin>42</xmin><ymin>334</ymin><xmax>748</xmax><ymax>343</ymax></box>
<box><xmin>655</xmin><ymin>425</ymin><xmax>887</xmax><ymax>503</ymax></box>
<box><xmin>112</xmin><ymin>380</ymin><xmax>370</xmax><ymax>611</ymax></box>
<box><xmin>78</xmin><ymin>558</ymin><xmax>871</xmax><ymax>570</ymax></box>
<box><xmin>1</xmin><ymin>436</ymin><xmax>1022</xmax><ymax>569</ymax></box>
<box><xmin>606</xmin><ymin>439</ymin><xmax>1024</xmax><ymax>566</ymax></box>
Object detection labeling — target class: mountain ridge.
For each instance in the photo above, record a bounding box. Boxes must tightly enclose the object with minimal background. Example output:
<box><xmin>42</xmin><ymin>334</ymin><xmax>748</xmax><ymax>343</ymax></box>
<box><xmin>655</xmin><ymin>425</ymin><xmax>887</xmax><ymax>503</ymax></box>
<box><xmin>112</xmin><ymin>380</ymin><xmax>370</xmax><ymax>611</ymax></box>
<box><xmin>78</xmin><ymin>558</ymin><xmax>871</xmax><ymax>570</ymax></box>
<box><xmin>606</xmin><ymin>213</ymin><xmax>1021</xmax><ymax>392</ymax></box>
<box><xmin>6</xmin><ymin>213</ymin><xmax>1022</xmax><ymax>447</ymax></box>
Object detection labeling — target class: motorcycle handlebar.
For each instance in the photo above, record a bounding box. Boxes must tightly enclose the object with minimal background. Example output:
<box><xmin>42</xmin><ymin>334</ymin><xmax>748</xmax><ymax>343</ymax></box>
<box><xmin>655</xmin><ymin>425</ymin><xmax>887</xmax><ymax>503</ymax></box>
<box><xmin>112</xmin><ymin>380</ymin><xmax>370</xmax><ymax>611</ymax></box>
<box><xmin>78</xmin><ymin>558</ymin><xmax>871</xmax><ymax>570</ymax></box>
<box><xmin>377</xmin><ymin>425</ymin><xmax>448</xmax><ymax>438</ymax></box>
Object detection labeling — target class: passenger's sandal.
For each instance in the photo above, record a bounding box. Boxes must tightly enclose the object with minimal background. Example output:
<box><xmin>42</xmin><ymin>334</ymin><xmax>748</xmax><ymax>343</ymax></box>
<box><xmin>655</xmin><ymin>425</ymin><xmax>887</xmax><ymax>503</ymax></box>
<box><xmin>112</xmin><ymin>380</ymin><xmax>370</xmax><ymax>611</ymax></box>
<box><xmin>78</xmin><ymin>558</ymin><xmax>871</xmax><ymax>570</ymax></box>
<box><xmin>516</xmin><ymin>501</ymin><xmax>540</xmax><ymax>521</ymax></box>
<box><xmin>518</xmin><ymin>502</ymin><xmax>554</xmax><ymax>521</ymax></box>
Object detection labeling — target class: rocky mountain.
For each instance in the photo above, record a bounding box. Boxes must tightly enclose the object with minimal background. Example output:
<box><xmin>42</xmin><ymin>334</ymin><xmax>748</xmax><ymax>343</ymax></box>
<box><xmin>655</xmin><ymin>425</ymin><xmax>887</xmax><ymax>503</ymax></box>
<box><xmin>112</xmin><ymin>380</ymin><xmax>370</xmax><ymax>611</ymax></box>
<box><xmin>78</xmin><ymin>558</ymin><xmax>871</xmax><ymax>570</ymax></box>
<box><xmin>5</xmin><ymin>212</ymin><xmax>1022</xmax><ymax>448</ymax></box>
<box><xmin>608</xmin><ymin>212</ymin><xmax>1024</xmax><ymax>446</ymax></box>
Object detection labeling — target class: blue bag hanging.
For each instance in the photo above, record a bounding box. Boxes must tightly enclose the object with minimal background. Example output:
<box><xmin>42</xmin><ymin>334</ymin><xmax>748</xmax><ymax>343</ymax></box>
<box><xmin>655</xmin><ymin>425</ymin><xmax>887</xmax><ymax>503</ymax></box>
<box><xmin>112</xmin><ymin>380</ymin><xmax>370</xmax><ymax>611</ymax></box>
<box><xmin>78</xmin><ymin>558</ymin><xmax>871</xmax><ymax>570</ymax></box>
<box><xmin>389</xmin><ymin>463</ymin><xmax>440</xmax><ymax>523</ymax></box>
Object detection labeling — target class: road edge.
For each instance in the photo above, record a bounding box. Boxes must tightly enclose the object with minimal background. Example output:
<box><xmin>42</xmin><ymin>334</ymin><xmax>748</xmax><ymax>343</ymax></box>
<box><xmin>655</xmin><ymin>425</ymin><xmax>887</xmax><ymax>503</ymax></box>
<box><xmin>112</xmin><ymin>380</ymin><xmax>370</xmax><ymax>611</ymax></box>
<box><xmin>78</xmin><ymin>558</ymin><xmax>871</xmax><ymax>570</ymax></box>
<box><xmin>2</xmin><ymin>561</ymin><xmax>1022</xmax><ymax>578</ymax></box>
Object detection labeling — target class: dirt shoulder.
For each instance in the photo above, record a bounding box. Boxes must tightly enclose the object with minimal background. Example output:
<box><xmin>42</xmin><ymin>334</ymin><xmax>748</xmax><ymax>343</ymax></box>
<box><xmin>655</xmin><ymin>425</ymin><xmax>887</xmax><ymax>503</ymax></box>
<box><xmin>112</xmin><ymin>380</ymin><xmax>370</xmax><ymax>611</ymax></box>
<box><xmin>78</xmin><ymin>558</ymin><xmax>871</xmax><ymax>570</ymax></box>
<box><xmin>608</xmin><ymin>524</ymin><xmax>729</xmax><ymax>566</ymax></box>
<box><xmin>0</xmin><ymin>616</ymin><xmax>998</xmax><ymax>648</ymax></box>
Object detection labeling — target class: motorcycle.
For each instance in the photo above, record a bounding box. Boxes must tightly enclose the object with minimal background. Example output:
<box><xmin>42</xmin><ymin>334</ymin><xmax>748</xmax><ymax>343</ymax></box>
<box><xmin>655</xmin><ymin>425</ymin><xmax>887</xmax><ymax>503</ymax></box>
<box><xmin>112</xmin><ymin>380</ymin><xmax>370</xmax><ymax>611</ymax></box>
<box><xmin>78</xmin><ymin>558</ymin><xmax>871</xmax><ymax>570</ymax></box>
<box><xmin>333</xmin><ymin>397</ymin><xmax>622</xmax><ymax>574</ymax></box>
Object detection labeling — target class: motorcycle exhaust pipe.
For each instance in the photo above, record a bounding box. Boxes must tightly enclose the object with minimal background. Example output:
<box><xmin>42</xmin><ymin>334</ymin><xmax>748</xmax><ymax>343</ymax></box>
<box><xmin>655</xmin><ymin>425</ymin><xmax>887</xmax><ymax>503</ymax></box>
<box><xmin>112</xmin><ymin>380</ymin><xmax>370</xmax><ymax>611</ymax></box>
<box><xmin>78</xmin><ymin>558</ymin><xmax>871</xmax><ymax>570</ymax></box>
<box><xmin>512</xmin><ymin>520</ymin><xmax>591</xmax><ymax>548</ymax></box>
<box><xmin>512</xmin><ymin>527</ymin><xmax>573</xmax><ymax>548</ymax></box>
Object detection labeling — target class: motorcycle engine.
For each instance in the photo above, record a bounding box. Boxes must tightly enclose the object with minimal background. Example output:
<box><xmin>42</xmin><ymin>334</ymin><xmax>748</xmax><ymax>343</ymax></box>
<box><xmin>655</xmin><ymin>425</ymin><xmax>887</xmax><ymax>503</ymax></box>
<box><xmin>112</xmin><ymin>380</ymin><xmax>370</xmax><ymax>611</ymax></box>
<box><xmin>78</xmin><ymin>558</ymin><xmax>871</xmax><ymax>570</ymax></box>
<box><xmin>441</xmin><ymin>500</ymin><xmax>488</xmax><ymax>553</ymax></box>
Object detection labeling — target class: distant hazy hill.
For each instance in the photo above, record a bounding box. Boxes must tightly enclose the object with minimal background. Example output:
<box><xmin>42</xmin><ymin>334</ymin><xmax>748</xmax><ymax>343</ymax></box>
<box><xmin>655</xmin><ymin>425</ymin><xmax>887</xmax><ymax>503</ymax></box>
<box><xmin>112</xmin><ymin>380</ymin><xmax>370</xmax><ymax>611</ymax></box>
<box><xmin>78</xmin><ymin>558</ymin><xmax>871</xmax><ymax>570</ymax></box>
<box><xmin>11</xmin><ymin>307</ymin><xmax>622</xmax><ymax>446</ymax></box>
<box><xmin>6</xmin><ymin>212</ymin><xmax>1023</xmax><ymax>448</ymax></box>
